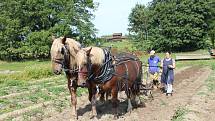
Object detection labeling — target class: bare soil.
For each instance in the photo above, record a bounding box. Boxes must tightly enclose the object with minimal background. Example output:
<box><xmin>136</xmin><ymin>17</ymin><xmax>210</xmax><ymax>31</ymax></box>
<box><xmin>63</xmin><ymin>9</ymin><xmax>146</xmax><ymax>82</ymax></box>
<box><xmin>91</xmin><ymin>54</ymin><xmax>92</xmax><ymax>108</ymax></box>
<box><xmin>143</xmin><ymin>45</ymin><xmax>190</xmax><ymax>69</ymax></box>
<box><xmin>42</xmin><ymin>66</ymin><xmax>214</xmax><ymax>121</ymax></box>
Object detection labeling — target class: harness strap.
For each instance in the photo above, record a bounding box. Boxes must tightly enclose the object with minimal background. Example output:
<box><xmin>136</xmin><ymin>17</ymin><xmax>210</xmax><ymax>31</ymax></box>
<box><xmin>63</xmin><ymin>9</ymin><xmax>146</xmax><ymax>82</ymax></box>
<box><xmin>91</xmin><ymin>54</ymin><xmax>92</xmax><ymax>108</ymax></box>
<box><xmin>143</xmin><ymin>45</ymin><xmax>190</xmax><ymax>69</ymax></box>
<box><xmin>123</xmin><ymin>62</ymin><xmax>130</xmax><ymax>98</ymax></box>
<box><xmin>86</xmin><ymin>48</ymin><xmax>113</xmax><ymax>83</ymax></box>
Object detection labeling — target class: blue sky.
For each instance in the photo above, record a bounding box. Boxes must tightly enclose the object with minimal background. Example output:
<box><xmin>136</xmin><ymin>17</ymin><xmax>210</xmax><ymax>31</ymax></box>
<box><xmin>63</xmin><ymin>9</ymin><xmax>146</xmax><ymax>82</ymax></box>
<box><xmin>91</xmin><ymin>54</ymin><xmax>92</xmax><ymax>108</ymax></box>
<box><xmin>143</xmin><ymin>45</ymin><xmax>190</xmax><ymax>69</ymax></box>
<box><xmin>93</xmin><ymin>0</ymin><xmax>152</xmax><ymax>36</ymax></box>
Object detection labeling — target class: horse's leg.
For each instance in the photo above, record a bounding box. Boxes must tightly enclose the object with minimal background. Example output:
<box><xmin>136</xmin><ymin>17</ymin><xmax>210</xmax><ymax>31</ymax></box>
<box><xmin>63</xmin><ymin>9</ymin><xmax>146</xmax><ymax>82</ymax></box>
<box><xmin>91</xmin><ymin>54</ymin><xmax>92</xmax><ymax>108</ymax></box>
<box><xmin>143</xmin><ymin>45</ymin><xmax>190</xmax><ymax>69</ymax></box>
<box><xmin>111</xmin><ymin>87</ymin><xmax>119</xmax><ymax>119</ymax></box>
<box><xmin>126</xmin><ymin>88</ymin><xmax>133</xmax><ymax>113</ymax></box>
<box><xmin>68</xmin><ymin>79</ymin><xmax>78</xmax><ymax>119</ymax></box>
<box><xmin>88</xmin><ymin>88</ymin><xmax>92</xmax><ymax>102</ymax></box>
<box><xmin>90</xmin><ymin>88</ymin><xmax>98</xmax><ymax>119</ymax></box>
<box><xmin>99</xmin><ymin>91</ymin><xmax>105</xmax><ymax>103</ymax></box>
<box><xmin>105</xmin><ymin>91</ymin><xmax>109</xmax><ymax>101</ymax></box>
<box><xmin>127</xmin><ymin>98</ymin><xmax>133</xmax><ymax>113</ymax></box>
<box><xmin>134</xmin><ymin>91</ymin><xmax>146</xmax><ymax>108</ymax></box>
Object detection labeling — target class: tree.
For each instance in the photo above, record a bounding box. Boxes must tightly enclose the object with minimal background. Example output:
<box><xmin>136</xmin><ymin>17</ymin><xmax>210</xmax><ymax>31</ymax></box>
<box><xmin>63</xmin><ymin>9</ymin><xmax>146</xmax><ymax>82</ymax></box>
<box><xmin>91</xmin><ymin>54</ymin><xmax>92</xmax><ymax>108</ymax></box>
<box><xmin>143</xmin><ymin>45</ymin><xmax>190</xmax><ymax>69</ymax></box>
<box><xmin>128</xmin><ymin>0</ymin><xmax>215</xmax><ymax>52</ymax></box>
<box><xmin>0</xmin><ymin>0</ymin><xmax>97</xmax><ymax>60</ymax></box>
<box><xmin>208</xmin><ymin>1</ymin><xmax>215</xmax><ymax>48</ymax></box>
<box><xmin>128</xmin><ymin>4</ymin><xmax>152</xmax><ymax>51</ymax></box>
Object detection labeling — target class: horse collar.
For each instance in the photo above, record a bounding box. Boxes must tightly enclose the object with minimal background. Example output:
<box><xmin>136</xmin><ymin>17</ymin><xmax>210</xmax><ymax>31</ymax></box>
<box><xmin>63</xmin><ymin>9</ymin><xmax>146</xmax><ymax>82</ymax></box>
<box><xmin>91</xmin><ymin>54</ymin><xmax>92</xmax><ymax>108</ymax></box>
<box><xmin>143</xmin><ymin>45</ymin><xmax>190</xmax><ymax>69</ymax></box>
<box><xmin>86</xmin><ymin>48</ymin><xmax>114</xmax><ymax>84</ymax></box>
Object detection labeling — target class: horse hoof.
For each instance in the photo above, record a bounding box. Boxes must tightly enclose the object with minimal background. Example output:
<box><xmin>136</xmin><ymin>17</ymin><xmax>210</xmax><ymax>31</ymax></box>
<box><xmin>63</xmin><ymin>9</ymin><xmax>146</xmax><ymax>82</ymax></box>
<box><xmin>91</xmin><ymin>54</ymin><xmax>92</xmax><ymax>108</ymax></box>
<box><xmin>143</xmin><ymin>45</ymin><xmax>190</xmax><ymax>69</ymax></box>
<box><xmin>127</xmin><ymin>107</ymin><xmax>132</xmax><ymax>113</ymax></box>
<box><xmin>71</xmin><ymin>114</ymin><xmax>78</xmax><ymax>120</ymax></box>
<box><xmin>90</xmin><ymin>115</ymin><xmax>98</xmax><ymax>120</ymax></box>
<box><xmin>97</xmin><ymin>100</ymin><xmax>105</xmax><ymax>106</ymax></box>
<box><xmin>138</xmin><ymin>102</ymin><xmax>146</xmax><ymax>108</ymax></box>
<box><xmin>70</xmin><ymin>117</ymin><xmax>78</xmax><ymax>121</ymax></box>
<box><xmin>113</xmin><ymin>115</ymin><xmax>119</xmax><ymax>120</ymax></box>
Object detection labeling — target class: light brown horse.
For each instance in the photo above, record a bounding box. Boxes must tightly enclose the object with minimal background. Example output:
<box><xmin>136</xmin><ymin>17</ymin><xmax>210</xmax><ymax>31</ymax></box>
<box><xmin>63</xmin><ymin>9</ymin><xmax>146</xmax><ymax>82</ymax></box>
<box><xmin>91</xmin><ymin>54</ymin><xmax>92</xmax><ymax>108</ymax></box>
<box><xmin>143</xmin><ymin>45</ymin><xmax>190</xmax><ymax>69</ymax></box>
<box><xmin>50</xmin><ymin>36</ymin><xmax>81</xmax><ymax>119</ymax></box>
<box><xmin>75</xmin><ymin>46</ymin><xmax>143</xmax><ymax>119</ymax></box>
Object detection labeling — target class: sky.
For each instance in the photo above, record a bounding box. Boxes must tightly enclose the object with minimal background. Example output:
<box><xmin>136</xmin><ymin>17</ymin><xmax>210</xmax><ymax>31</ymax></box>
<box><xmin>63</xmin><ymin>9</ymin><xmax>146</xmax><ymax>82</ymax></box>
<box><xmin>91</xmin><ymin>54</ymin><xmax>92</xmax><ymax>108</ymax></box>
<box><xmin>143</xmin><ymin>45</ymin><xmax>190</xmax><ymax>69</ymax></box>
<box><xmin>93</xmin><ymin>0</ymin><xmax>152</xmax><ymax>36</ymax></box>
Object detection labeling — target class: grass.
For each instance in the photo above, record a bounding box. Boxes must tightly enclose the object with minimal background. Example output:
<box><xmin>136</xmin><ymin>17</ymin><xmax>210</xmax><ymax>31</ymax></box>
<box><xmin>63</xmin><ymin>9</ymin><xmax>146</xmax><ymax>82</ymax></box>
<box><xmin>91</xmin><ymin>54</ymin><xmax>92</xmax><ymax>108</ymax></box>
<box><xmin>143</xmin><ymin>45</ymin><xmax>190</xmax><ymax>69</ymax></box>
<box><xmin>160</xmin><ymin>99</ymin><xmax>167</xmax><ymax>106</ymax></box>
<box><xmin>101</xmin><ymin>40</ymin><xmax>135</xmax><ymax>52</ymax></box>
<box><xmin>172</xmin><ymin>107</ymin><xmax>189</xmax><ymax>121</ymax></box>
<box><xmin>53</xmin><ymin>99</ymin><xmax>69</xmax><ymax>112</ymax></box>
<box><xmin>0</xmin><ymin>76</ymin><xmax>87</xmax><ymax>115</ymax></box>
<box><xmin>0</xmin><ymin>60</ymin><xmax>50</xmax><ymax>71</ymax></box>
<box><xmin>0</xmin><ymin>77</ymin><xmax>64</xmax><ymax>96</ymax></box>
<box><xmin>176</xmin><ymin>49</ymin><xmax>209</xmax><ymax>55</ymax></box>
<box><xmin>206</xmin><ymin>68</ymin><xmax>215</xmax><ymax>92</ymax></box>
<box><xmin>22</xmin><ymin>108</ymin><xmax>45</xmax><ymax>121</ymax></box>
<box><xmin>0</xmin><ymin>63</ymin><xmax>54</xmax><ymax>82</ymax></box>
<box><xmin>47</xmin><ymin>86</ymin><xmax>67</xmax><ymax>96</ymax></box>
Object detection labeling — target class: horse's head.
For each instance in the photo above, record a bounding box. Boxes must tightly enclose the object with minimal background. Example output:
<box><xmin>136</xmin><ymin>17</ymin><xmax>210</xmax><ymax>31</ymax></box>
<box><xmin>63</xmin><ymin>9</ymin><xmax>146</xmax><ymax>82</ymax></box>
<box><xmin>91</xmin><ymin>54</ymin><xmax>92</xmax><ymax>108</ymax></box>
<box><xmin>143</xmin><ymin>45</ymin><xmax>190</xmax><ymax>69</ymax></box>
<box><xmin>76</xmin><ymin>47</ymin><xmax>92</xmax><ymax>86</ymax></box>
<box><xmin>50</xmin><ymin>36</ymin><xmax>68</xmax><ymax>75</ymax></box>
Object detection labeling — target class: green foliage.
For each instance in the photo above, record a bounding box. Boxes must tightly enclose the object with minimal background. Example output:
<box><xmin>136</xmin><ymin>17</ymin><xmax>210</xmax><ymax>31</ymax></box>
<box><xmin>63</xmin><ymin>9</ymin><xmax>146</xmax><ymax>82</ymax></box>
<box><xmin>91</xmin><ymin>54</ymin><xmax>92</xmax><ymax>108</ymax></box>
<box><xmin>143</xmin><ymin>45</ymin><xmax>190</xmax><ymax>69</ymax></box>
<box><xmin>0</xmin><ymin>69</ymin><xmax>88</xmax><ymax>118</ymax></box>
<box><xmin>206</xmin><ymin>68</ymin><xmax>215</xmax><ymax>92</ymax></box>
<box><xmin>2</xmin><ymin>80</ymin><xmax>25</xmax><ymax>87</ymax></box>
<box><xmin>48</xmin><ymin>87</ymin><xmax>67</xmax><ymax>95</ymax></box>
<box><xmin>101</xmin><ymin>40</ymin><xmax>136</xmax><ymax>52</ymax></box>
<box><xmin>172</xmin><ymin>107</ymin><xmax>188</xmax><ymax>121</ymax></box>
<box><xmin>0</xmin><ymin>0</ymin><xmax>97</xmax><ymax>60</ymax></box>
<box><xmin>128</xmin><ymin>4</ymin><xmax>152</xmax><ymax>51</ymax></box>
<box><xmin>0</xmin><ymin>60</ymin><xmax>49</xmax><ymax>71</ymax></box>
<box><xmin>0</xmin><ymin>61</ymin><xmax>54</xmax><ymax>82</ymax></box>
<box><xmin>129</xmin><ymin>0</ymin><xmax>215</xmax><ymax>52</ymax></box>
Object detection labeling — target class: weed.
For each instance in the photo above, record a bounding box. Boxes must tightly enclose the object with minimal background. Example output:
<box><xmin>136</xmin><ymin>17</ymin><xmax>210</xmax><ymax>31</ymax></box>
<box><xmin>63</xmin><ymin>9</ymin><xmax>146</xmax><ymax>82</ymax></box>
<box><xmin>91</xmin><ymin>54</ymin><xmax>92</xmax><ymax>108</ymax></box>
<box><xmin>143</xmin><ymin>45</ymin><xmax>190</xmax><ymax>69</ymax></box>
<box><xmin>23</xmin><ymin>108</ymin><xmax>45</xmax><ymax>121</ymax></box>
<box><xmin>197</xmin><ymin>91</ymin><xmax>207</xmax><ymax>96</ymax></box>
<box><xmin>206</xmin><ymin>71</ymin><xmax>215</xmax><ymax>92</ymax></box>
<box><xmin>47</xmin><ymin>86</ymin><xmax>67</xmax><ymax>96</ymax></box>
<box><xmin>172</xmin><ymin>107</ymin><xmax>188</xmax><ymax>121</ymax></box>
<box><xmin>3</xmin><ymin>80</ymin><xmax>25</xmax><ymax>87</ymax></box>
<box><xmin>0</xmin><ymin>100</ymin><xmax>24</xmax><ymax>114</ymax></box>
<box><xmin>28</xmin><ymin>95</ymin><xmax>39</xmax><ymax>103</ymax></box>
<box><xmin>160</xmin><ymin>99</ymin><xmax>167</xmax><ymax>106</ymax></box>
<box><xmin>0</xmin><ymin>61</ymin><xmax>55</xmax><ymax>82</ymax></box>
<box><xmin>28</xmin><ymin>91</ymin><xmax>52</xmax><ymax>103</ymax></box>
<box><xmin>53</xmin><ymin>99</ymin><xmax>69</xmax><ymax>112</ymax></box>
<box><xmin>5</xmin><ymin>116</ymin><xmax>14</xmax><ymax>121</ymax></box>
<box><xmin>77</xmin><ymin>88</ymin><xmax>88</xmax><ymax>97</ymax></box>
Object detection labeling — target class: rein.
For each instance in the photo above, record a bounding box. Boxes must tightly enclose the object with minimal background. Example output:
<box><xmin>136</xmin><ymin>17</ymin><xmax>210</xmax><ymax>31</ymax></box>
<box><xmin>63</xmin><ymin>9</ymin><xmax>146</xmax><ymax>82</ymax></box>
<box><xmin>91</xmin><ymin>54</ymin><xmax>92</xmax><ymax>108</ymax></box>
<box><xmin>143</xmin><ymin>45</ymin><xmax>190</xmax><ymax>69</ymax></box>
<box><xmin>142</xmin><ymin>64</ymin><xmax>162</xmax><ymax>68</ymax></box>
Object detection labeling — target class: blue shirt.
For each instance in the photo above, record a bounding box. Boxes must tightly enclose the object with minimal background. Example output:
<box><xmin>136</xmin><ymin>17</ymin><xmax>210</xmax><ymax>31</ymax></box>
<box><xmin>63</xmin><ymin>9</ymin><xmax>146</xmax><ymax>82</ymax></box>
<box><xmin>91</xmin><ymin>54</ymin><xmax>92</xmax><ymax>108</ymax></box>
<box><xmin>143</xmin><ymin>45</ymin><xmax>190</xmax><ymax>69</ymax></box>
<box><xmin>148</xmin><ymin>56</ymin><xmax>160</xmax><ymax>73</ymax></box>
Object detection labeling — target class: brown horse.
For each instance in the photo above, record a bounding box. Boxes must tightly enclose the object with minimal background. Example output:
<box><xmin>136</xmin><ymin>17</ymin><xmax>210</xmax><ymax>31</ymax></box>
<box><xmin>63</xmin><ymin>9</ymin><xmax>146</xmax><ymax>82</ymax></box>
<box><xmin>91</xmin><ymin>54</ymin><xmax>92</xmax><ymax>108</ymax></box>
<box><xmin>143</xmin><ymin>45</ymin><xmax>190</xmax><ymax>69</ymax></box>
<box><xmin>75</xmin><ymin>46</ymin><xmax>143</xmax><ymax>119</ymax></box>
<box><xmin>50</xmin><ymin>36</ymin><xmax>81</xmax><ymax>119</ymax></box>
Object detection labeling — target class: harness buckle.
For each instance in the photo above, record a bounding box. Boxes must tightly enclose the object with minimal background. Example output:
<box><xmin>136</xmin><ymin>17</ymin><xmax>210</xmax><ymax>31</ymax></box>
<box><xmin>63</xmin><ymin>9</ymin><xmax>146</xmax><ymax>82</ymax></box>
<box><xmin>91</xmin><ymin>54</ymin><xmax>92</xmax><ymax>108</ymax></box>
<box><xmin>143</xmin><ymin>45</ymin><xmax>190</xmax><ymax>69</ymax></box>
<box><xmin>96</xmin><ymin>85</ymin><xmax>99</xmax><ymax>93</ymax></box>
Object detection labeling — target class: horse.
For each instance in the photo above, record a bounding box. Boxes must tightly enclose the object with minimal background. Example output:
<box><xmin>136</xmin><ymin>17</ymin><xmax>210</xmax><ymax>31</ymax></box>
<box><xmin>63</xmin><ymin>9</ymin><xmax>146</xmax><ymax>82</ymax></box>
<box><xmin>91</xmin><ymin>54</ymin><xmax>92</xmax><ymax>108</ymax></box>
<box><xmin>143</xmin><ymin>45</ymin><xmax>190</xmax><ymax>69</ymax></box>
<box><xmin>75</xmin><ymin>46</ymin><xmax>144</xmax><ymax>119</ymax></box>
<box><xmin>50</xmin><ymin>36</ymin><xmax>81</xmax><ymax>119</ymax></box>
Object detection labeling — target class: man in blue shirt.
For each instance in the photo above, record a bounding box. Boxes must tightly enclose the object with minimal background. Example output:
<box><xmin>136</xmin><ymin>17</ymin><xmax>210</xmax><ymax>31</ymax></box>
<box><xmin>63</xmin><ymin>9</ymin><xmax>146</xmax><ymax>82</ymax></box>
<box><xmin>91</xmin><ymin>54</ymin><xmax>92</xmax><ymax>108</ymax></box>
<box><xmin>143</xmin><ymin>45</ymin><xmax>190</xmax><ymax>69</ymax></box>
<box><xmin>147</xmin><ymin>50</ymin><xmax>161</xmax><ymax>89</ymax></box>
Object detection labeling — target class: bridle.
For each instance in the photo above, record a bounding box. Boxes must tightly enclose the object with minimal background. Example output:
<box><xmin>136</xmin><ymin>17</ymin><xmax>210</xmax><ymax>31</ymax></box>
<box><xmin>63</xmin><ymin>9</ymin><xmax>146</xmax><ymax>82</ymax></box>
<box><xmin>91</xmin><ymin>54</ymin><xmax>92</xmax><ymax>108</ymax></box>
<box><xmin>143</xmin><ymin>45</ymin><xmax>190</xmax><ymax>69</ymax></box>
<box><xmin>77</xmin><ymin>54</ymin><xmax>93</xmax><ymax>78</ymax></box>
<box><xmin>53</xmin><ymin>45</ymin><xmax>78</xmax><ymax>73</ymax></box>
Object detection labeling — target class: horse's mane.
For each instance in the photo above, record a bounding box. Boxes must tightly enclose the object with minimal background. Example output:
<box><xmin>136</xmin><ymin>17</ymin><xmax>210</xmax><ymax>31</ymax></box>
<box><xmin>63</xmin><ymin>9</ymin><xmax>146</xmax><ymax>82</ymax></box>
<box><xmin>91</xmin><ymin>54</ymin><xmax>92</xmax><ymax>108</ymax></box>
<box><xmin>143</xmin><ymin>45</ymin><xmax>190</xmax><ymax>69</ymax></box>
<box><xmin>50</xmin><ymin>37</ymin><xmax>63</xmax><ymax>60</ymax></box>
<box><xmin>83</xmin><ymin>46</ymin><xmax>105</xmax><ymax>65</ymax></box>
<box><xmin>65</xmin><ymin>38</ymin><xmax>81</xmax><ymax>57</ymax></box>
<box><xmin>51</xmin><ymin>37</ymin><xmax>81</xmax><ymax>68</ymax></box>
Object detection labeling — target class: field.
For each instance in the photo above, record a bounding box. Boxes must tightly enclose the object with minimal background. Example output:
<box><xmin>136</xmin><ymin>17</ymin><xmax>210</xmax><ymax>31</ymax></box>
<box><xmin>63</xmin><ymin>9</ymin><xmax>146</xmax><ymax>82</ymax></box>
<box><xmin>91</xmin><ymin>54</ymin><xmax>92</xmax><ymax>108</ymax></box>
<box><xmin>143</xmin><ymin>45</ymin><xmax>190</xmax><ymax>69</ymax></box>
<box><xmin>0</xmin><ymin>61</ymin><xmax>87</xmax><ymax>121</ymax></box>
<box><xmin>0</xmin><ymin>40</ymin><xmax>215</xmax><ymax>121</ymax></box>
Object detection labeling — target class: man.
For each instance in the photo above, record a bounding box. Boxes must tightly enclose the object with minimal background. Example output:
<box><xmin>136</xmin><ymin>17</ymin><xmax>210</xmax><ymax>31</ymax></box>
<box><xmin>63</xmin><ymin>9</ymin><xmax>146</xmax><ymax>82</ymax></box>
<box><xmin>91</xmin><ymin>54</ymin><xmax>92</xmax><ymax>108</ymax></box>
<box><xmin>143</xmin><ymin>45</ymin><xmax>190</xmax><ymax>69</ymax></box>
<box><xmin>147</xmin><ymin>50</ymin><xmax>161</xmax><ymax>89</ymax></box>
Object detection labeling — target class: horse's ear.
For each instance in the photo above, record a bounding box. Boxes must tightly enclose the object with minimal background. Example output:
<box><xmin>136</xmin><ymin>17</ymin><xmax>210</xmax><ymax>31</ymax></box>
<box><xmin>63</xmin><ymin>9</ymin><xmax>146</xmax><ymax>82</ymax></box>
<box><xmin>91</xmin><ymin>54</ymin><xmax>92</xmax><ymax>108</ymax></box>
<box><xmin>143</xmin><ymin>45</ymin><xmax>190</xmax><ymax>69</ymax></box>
<box><xmin>62</xmin><ymin>36</ymin><xmax>67</xmax><ymax>45</ymax></box>
<box><xmin>86</xmin><ymin>47</ymin><xmax>92</xmax><ymax>56</ymax></box>
<box><xmin>51</xmin><ymin>35</ymin><xmax>55</xmax><ymax>43</ymax></box>
<box><xmin>73</xmin><ymin>47</ymin><xmax>79</xmax><ymax>54</ymax></box>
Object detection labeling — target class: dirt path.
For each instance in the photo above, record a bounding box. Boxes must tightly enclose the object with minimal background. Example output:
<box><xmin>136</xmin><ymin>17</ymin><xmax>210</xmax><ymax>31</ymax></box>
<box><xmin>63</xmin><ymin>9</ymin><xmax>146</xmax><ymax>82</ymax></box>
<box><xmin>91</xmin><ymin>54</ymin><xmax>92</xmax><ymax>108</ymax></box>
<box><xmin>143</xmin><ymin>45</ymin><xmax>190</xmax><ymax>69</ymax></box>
<box><xmin>42</xmin><ymin>67</ymin><xmax>212</xmax><ymax>121</ymax></box>
<box><xmin>136</xmin><ymin>67</ymin><xmax>212</xmax><ymax>121</ymax></box>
